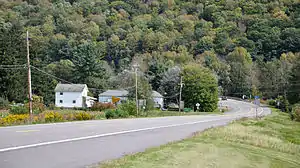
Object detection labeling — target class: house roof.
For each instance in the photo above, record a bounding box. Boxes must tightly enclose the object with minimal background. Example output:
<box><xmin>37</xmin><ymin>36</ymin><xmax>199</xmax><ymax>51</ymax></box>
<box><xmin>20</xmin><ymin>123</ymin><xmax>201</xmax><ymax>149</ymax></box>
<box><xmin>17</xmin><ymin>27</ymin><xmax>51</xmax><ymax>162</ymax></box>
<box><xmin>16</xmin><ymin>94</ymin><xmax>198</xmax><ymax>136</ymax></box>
<box><xmin>99</xmin><ymin>90</ymin><xmax>163</xmax><ymax>98</ymax></box>
<box><xmin>152</xmin><ymin>91</ymin><xmax>163</xmax><ymax>98</ymax></box>
<box><xmin>55</xmin><ymin>84</ymin><xmax>87</xmax><ymax>92</ymax></box>
<box><xmin>99</xmin><ymin>90</ymin><xmax>129</xmax><ymax>97</ymax></box>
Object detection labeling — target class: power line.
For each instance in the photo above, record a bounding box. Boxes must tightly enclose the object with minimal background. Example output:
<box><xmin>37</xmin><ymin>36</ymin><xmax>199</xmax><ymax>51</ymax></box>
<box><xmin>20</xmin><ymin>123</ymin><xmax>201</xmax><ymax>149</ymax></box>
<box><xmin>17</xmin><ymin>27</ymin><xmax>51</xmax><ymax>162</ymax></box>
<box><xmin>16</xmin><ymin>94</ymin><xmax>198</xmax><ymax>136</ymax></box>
<box><xmin>0</xmin><ymin>64</ymin><xmax>27</xmax><ymax>67</ymax></box>
<box><xmin>31</xmin><ymin>65</ymin><xmax>73</xmax><ymax>84</ymax></box>
<box><xmin>31</xmin><ymin>65</ymin><xmax>104</xmax><ymax>92</ymax></box>
<box><xmin>0</xmin><ymin>67</ymin><xmax>27</xmax><ymax>70</ymax></box>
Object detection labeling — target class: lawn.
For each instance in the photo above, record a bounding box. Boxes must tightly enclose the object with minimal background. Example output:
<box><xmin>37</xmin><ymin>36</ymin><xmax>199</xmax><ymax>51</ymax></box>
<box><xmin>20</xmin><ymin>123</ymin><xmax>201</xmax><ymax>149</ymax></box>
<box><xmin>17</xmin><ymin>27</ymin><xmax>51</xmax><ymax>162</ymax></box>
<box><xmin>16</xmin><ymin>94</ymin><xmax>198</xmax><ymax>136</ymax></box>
<box><xmin>139</xmin><ymin>110</ymin><xmax>223</xmax><ymax>118</ymax></box>
<box><xmin>94</xmin><ymin>109</ymin><xmax>300</xmax><ymax>168</ymax></box>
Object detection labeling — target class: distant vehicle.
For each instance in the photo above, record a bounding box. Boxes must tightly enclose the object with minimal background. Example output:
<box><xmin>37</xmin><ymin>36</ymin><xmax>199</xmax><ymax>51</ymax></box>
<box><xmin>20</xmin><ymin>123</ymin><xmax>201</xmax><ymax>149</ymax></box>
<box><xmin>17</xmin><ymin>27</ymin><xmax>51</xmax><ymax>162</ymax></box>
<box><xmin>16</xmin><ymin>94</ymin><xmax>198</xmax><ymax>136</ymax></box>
<box><xmin>167</xmin><ymin>103</ymin><xmax>179</xmax><ymax>111</ymax></box>
<box><xmin>221</xmin><ymin>96</ymin><xmax>227</xmax><ymax>100</ymax></box>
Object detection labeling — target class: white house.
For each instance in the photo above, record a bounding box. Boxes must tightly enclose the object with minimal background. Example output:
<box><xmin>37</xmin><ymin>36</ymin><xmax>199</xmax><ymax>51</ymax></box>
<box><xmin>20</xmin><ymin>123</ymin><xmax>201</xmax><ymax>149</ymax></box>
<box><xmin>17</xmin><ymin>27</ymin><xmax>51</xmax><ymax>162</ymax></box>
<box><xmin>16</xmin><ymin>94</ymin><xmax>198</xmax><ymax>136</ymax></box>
<box><xmin>152</xmin><ymin>91</ymin><xmax>164</xmax><ymax>108</ymax></box>
<box><xmin>55</xmin><ymin>84</ymin><xmax>96</xmax><ymax>108</ymax></box>
<box><xmin>98</xmin><ymin>89</ymin><xmax>164</xmax><ymax>108</ymax></box>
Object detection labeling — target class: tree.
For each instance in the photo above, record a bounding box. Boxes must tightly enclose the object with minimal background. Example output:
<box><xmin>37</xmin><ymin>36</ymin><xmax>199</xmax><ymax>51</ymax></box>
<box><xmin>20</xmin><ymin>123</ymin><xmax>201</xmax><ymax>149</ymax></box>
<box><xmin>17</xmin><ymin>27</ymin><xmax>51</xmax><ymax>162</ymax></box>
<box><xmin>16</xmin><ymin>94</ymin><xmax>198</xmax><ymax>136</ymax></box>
<box><xmin>288</xmin><ymin>54</ymin><xmax>300</xmax><ymax>104</ymax></box>
<box><xmin>0</xmin><ymin>20</ymin><xmax>27</xmax><ymax>102</ymax></box>
<box><xmin>226</xmin><ymin>47</ymin><xmax>252</xmax><ymax>96</ymax></box>
<box><xmin>182</xmin><ymin>64</ymin><xmax>218</xmax><ymax>112</ymax></box>
<box><xmin>72</xmin><ymin>42</ymin><xmax>108</xmax><ymax>90</ymax></box>
<box><xmin>158</xmin><ymin>66</ymin><xmax>181</xmax><ymax>105</ymax></box>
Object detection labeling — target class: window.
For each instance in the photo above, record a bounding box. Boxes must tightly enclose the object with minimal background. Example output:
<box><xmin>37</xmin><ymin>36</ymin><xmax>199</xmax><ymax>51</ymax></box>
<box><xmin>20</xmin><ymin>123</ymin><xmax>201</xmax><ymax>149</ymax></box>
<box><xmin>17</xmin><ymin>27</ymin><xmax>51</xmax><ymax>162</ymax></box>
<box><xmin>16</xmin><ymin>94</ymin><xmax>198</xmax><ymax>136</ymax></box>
<box><xmin>59</xmin><ymin>100</ymin><xmax>63</xmax><ymax>103</ymax></box>
<box><xmin>73</xmin><ymin>100</ymin><xmax>76</xmax><ymax>104</ymax></box>
<box><xmin>60</xmin><ymin>92</ymin><xmax>63</xmax><ymax>95</ymax></box>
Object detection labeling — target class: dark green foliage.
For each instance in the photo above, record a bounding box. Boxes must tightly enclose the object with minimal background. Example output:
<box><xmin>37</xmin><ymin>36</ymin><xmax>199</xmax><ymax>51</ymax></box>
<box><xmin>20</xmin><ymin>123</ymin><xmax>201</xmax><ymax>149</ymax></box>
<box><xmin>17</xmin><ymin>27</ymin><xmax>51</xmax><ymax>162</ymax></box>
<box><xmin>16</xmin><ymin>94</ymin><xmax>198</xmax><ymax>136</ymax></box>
<box><xmin>105</xmin><ymin>109</ymin><xmax>129</xmax><ymax>119</ymax></box>
<box><xmin>268</xmin><ymin>100</ymin><xmax>276</xmax><ymax>107</ymax></box>
<box><xmin>182</xmin><ymin>65</ymin><xmax>218</xmax><ymax>112</ymax></box>
<box><xmin>288</xmin><ymin>57</ymin><xmax>300</xmax><ymax>104</ymax></box>
<box><xmin>105</xmin><ymin>109</ymin><xmax>117</xmax><ymax>119</ymax></box>
<box><xmin>0</xmin><ymin>0</ymin><xmax>299</xmax><ymax>105</ymax></box>
<box><xmin>0</xmin><ymin>97</ymin><xmax>9</xmax><ymax>109</ymax></box>
<box><xmin>118</xmin><ymin>101</ymin><xmax>136</xmax><ymax>116</ymax></box>
<box><xmin>115</xmin><ymin>109</ymin><xmax>129</xmax><ymax>118</ymax></box>
<box><xmin>10</xmin><ymin>106</ymin><xmax>27</xmax><ymax>115</ymax></box>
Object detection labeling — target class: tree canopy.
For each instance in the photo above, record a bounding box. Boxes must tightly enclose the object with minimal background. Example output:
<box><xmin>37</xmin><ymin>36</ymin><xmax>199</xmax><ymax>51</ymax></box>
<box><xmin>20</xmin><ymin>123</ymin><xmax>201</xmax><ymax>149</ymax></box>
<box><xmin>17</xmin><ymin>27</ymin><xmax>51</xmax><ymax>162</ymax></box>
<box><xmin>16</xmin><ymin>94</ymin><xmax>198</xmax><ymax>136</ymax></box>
<box><xmin>0</xmin><ymin>0</ymin><xmax>300</xmax><ymax>107</ymax></box>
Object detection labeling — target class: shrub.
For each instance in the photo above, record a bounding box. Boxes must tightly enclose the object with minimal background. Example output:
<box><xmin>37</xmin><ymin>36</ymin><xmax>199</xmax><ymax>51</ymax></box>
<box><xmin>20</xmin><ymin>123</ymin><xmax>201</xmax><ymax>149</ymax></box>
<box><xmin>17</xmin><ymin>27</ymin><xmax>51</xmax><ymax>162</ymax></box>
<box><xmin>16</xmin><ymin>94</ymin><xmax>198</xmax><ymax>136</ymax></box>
<box><xmin>91</xmin><ymin>102</ymin><xmax>115</xmax><ymax>111</ymax></box>
<box><xmin>0</xmin><ymin>97</ymin><xmax>9</xmax><ymax>109</ymax></box>
<box><xmin>118</xmin><ymin>101</ymin><xmax>136</xmax><ymax>116</ymax></box>
<box><xmin>74</xmin><ymin>112</ymin><xmax>94</xmax><ymax>120</ymax></box>
<box><xmin>64</xmin><ymin>113</ymin><xmax>75</xmax><ymax>121</ymax></box>
<box><xmin>105</xmin><ymin>109</ymin><xmax>118</xmax><ymax>119</ymax></box>
<box><xmin>292</xmin><ymin>105</ymin><xmax>300</xmax><ymax>122</ymax></box>
<box><xmin>267</xmin><ymin>99</ymin><xmax>276</xmax><ymax>107</ymax></box>
<box><xmin>0</xmin><ymin>114</ymin><xmax>30</xmax><ymax>126</ymax></box>
<box><xmin>44</xmin><ymin>112</ymin><xmax>63</xmax><ymax>122</ymax></box>
<box><xmin>25</xmin><ymin>102</ymin><xmax>45</xmax><ymax>114</ymax></box>
<box><xmin>115</xmin><ymin>109</ymin><xmax>129</xmax><ymax>118</ymax></box>
<box><xmin>48</xmin><ymin>103</ymin><xmax>58</xmax><ymax>110</ymax></box>
<box><xmin>10</xmin><ymin>105</ymin><xmax>27</xmax><ymax>115</ymax></box>
<box><xmin>92</xmin><ymin>112</ymin><xmax>106</xmax><ymax>120</ymax></box>
<box><xmin>105</xmin><ymin>109</ymin><xmax>129</xmax><ymax>119</ymax></box>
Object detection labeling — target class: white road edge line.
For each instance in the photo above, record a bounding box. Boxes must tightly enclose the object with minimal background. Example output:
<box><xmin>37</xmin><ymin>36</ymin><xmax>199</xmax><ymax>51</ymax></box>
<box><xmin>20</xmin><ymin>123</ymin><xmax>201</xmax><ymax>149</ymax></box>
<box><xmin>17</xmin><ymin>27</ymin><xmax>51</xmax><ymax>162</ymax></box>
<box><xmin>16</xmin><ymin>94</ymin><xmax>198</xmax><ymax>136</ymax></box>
<box><xmin>0</xmin><ymin>117</ymin><xmax>231</xmax><ymax>153</ymax></box>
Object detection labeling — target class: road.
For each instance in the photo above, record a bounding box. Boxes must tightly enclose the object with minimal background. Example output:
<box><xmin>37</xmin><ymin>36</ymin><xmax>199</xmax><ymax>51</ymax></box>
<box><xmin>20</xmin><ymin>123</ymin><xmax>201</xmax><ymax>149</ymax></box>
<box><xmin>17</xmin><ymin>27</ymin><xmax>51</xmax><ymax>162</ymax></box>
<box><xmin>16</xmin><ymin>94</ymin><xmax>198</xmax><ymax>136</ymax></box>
<box><xmin>0</xmin><ymin>99</ymin><xmax>270</xmax><ymax>168</ymax></box>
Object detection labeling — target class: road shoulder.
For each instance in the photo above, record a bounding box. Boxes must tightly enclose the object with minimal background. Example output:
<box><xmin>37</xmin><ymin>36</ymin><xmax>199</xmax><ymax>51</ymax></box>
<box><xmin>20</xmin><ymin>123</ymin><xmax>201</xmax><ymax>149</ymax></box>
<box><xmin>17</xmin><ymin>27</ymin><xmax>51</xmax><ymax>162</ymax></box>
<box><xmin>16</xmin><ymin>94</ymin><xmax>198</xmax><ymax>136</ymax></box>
<box><xmin>90</xmin><ymin>109</ymin><xmax>300</xmax><ymax>168</ymax></box>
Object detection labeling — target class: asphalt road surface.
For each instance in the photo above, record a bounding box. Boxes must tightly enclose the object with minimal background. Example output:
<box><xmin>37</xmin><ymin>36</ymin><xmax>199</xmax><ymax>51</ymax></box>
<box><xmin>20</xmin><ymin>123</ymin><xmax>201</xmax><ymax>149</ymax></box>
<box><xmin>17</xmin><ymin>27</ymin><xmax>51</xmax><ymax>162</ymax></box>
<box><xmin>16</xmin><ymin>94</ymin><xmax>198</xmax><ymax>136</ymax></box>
<box><xmin>0</xmin><ymin>99</ymin><xmax>270</xmax><ymax>168</ymax></box>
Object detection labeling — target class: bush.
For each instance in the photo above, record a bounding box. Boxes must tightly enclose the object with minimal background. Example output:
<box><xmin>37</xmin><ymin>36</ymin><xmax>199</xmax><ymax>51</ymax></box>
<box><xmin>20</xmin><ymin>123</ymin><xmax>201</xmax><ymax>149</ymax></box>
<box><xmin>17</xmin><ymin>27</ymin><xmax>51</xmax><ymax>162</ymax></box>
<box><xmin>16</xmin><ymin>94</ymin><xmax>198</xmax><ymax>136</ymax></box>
<box><xmin>91</xmin><ymin>102</ymin><xmax>115</xmax><ymax>111</ymax></box>
<box><xmin>93</xmin><ymin>112</ymin><xmax>106</xmax><ymax>119</ymax></box>
<box><xmin>10</xmin><ymin>105</ymin><xmax>27</xmax><ymax>115</ymax></box>
<box><xmin>268</xmin><ymin>99</ymin><xmax>276</xmax><ymax>106</ymax></box>
<box><xmin>74</xmin><ymin>112</ymin><xmax>94</xmax><ymax>120</ymax></box>
<box><xmin>0</xmin><ymin>114</ymin><xmax>30</xmax><ymax>126</ymax></box>
<box><xmin>48</xmin><ymin>103</ymin><xmax>58</xmax><ymax>110</ymax></box>
<box><xmin>105</xmin><ymin>109</ymin><xmax>118</xmax><ymax>119</ymax></box>
<box><xmin>105</xmin><ymin>109</ymin><xmax>129</xmax><ymax>119</ymax></box>
<box><xmin>0</xmin><ymin>97</ymin><xmax>9</xmax><ymax>109</ymax></box>
<box><xmin>25</xmin><ymin>102</ymin><xmax>45</xmax><ymax>114</ymax></box>
<box><xmin>115</xmin><ymin>109</ymin><xmax>129</xmax><ymax>118</ymax></box>
<box><xmin>118</xmin><ymin>101</ymin><xmax>136</xmax><ymax>116</ymax></box>
<box><xmin>44</xmin><ymin>112</ymin><xmax>63</xmax><ymax>122</ymax></box>
<box><xmin>292</xmin><ymin>105</ymin><xmax>300</xmax><ymax>122</ymax></box>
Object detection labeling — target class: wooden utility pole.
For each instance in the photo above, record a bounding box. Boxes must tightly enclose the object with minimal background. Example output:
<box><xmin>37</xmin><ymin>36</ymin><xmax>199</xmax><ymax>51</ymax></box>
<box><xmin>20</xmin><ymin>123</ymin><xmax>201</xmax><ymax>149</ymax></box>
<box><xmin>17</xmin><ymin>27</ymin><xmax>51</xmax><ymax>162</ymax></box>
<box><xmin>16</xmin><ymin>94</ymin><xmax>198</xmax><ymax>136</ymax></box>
<box><xmin>133</xmin><ymin>64</ymin><xmax>139</xmax><ymax>116</ymax></box>
<box><xmin>26</xmin><ymin>31</ymin><xmax>33</xmax><ymax>120</ymax></box>
<box><xmin>179</xmin><ymin>76</ymin><xmax>183</xmax><ymax>113</ymax></box>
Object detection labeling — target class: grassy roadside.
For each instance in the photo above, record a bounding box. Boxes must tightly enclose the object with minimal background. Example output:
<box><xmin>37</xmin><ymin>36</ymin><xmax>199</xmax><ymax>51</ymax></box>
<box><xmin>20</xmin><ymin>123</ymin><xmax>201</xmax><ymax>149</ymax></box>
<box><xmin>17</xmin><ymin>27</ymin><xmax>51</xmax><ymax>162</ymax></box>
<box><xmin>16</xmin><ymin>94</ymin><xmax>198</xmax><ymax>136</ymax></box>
<box><xmin>0</xmin><ymin>109</ymin><xmax>222</xmax><ymax>127</ymax></box>
<box><xmin>93</xmin><ymin>109</ymin><xmax>300</xmax><ymax>168</ymax></box>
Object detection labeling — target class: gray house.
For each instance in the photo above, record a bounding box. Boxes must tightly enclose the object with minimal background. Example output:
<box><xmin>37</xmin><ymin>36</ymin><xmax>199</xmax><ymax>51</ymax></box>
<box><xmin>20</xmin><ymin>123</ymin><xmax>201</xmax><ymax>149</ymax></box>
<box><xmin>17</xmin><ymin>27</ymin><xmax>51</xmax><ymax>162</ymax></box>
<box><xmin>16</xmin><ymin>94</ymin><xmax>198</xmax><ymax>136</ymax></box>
<box><xmin>98</xmin><ymin>90</ymin><xmax>129</xmax><ymax>103</ymax></box>
<box><xmin>98</xmin><ymin>89</ymin><xmax>164</xmax><ymax>107</ymax></box>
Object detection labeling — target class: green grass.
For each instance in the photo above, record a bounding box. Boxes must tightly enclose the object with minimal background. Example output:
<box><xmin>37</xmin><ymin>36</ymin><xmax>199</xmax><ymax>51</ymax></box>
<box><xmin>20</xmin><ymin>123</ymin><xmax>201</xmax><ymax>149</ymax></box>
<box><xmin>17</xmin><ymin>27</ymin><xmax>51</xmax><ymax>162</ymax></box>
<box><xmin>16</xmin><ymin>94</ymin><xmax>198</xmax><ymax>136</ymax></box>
<box><xmin>92</xmin><ymin>109</ymin><xmax>300</xmax><ymax>168</ymax></box>
<box><xmin>140</xmin><ymin>110</ymin><xmax>223</xmax><ymax>118</ymax></box>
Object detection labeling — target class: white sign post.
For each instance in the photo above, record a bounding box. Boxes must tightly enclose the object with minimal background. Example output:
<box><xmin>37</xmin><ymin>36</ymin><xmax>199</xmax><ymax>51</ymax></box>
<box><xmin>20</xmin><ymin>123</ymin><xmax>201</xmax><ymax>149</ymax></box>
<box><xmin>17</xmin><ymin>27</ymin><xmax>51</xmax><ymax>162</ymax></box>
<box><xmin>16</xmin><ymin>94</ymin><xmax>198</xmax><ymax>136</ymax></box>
<box><xmin>254</xmin><ymin>96</ymin><xmax>260</xmax><ymax>118</ymax></box>
<box><xmin>196</xmin><ymin>103</ymin><xmax>200</xmax><ymax>111</ymax></box>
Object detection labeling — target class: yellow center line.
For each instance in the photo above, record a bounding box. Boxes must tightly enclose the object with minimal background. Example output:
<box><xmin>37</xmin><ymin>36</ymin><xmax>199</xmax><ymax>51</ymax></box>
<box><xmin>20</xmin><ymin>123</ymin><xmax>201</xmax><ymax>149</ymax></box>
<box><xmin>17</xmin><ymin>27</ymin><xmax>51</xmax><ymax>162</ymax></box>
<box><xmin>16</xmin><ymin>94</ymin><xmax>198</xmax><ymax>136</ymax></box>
<box><xmin>16</xmin><ymin>130</ymin><xmax>40</xmax><ymax>133</ymax></box>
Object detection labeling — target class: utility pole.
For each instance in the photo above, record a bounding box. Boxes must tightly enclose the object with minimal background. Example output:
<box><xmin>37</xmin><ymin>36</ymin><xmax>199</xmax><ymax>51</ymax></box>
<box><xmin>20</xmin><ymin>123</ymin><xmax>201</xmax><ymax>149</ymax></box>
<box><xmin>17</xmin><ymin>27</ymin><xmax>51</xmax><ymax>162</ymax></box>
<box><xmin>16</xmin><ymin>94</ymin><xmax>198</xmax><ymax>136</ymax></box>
<box><xmin>179</xmin><ymin>76</ymin><xmax>183</xmax><ymax>113</ymax></box>
<box><xmin>26</xmin><ymin>31</ymin><xmax>33</xmax><ymax>121</ymax></box>
<box><xmin>133</xmin><ymin>64</ymin><xmax>139</xmax><ymax>116</ymax></box>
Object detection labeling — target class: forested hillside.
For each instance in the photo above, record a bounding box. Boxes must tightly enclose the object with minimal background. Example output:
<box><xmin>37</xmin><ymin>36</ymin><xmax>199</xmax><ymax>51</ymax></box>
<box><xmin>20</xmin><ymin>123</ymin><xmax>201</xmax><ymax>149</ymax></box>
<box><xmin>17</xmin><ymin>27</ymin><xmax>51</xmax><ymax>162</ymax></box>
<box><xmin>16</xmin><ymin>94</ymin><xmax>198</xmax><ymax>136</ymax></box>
<box><xmin>0</xmin><ymin>0</ymin><xmax>299</xmax><ymax>106</ymax></box>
